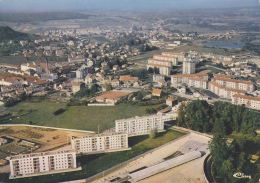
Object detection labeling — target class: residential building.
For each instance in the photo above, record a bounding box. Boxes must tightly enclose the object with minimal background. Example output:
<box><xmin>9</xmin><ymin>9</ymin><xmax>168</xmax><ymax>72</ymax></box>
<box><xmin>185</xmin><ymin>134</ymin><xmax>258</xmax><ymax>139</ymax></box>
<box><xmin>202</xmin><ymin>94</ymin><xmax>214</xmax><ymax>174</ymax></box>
<box><xmin>153</xmin><ymin>55</ymin><xmax>178</xmax><ymax>65</ymax></box>
<box><xmin>0</xmin><ymin>137</ymin><xmax>7</xmax><ymax>146</ymax></box>
<box><xmin>232</xmin><ymin>94</ymin><xmax>260</xmax><ymax>110</ymax></box>
<box><xmin>188</xmin><ymin>78</ymin><xmax>208</xmax><ymax>89</ymax></box>
<box><xmin>211</xmin><ymin>77</ymin><xmax>255</xmax><ymax>92</ymax></box>
<box><xmin>115</xmin><ymin>114</ymin><xmax>173</xmax><ymax>136</ymax></box>
<box><xmin>153</xmin><ymin>74</ymin><xmax>164</xmax><ymax>82</ymax></box>
<box><xmin>9</xmin><ymin>150</ymin><xmax>77</xmax><ymax>179</ymax></box>
<box><xmin>147</xmin><ymin>59</ymin><xmax>171</xmax><ymax>76</ymax></box>
<box><xmin>162</xmin><ymin>52</ymin><xmax>185</xmax><ymax>62</ymax></box>
<box><xmin>152</xmin><ymin>89</ymin><xmax>162</xmax><ymax>97</ymax></box>
<box><xmin>71</xmin><ymin>133</ymin><xmax>129</xmax><ymax>154</ymax></box>
<box><xmin>96</xmin><ymin>90</ymin><xmax>131</xmax><ymax>104</ymax></box>
<box><xmin>171</xmin><ymin>73</ymin><xmax>209</xmax><ymax>86</ymax></box>
<box><xmin>183</xmin><ymin>61</ymin><xmax>196</xmax><ymax>74</ymax></box>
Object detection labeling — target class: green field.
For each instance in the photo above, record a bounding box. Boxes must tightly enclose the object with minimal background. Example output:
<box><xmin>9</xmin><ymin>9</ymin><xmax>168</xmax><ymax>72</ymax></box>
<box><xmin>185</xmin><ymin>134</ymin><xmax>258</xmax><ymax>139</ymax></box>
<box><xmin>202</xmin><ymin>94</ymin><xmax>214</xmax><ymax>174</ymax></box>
<box><xmin>0</xmin><ymin>129</ymin><xmax>184</xmax><ymax>183</ymax></box>
<box><xmin>4</xmin><ymin>101</ymin><xmax>160</xmax><ymax>132</ymax></box>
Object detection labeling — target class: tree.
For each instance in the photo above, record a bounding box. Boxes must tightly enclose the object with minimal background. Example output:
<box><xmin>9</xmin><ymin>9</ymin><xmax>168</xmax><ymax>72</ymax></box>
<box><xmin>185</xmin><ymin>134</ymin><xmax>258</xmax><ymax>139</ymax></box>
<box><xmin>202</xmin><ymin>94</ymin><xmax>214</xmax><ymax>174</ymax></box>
<box><xmin>149</xmin><ymin>128</ymin><xmax>158</xmax><ymax>139</ymax></box>
<box><xmin>148</xmin><ymin>83</ymin><xmax>153</xmax><ymax>90</ymax></box>
<box><xmin>105</xmin><ymin>83</ymin><xmax>112</xmax><ymax>91</ymax></box>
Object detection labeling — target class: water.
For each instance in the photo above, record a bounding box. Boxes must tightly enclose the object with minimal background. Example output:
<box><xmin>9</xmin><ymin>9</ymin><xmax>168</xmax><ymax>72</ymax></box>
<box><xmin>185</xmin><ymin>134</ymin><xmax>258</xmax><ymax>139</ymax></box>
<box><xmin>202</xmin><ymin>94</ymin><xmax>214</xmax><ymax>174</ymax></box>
<box><xmin>203</xmin><ymin>42</ymin><xmax>246</xmax><ymax>49</ymax></box>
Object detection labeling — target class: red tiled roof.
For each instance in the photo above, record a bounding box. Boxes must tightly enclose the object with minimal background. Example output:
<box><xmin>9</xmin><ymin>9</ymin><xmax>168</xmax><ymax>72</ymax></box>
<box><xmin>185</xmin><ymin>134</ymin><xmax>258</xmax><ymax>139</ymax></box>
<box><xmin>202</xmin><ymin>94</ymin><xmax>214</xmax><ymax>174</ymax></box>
<box><xmin>212</xmin><ymin>77</ymin><xmax>254</xmax><ymax>85</ymax></box>
<box><xmin>209</xmin><ymin>81</ymin><xmax>224</xmax><ymax>88</ymax></box>
<box><xmin>96</xmin><ymin>91</ymin><xmax>131</xmax><ymax>100</ymax></box>
<box><xmin>189</xmin><ymin>78</ymin><xmax>208</xmax><ymax>82</ymax></box>
<box><xmin>233</xmin><ymin>94</ymin><xmax>260</xmax><ymax>101</ymax></box>
<box><xmin>171</xmin><ymin>73</ymin><xmax>208</xmax><ymax>78</ymax></box>
<box><xmin>152</xmin><ymin>89</ymin><xmax>162</xmax><ymax>95</ymax></box>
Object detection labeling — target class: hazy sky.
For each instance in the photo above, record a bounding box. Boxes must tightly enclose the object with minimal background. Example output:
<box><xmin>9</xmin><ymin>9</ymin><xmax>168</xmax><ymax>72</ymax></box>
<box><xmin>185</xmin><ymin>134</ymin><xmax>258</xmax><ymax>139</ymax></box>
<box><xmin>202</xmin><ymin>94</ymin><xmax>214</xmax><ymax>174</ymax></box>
<box><xmin>0</xmin><ymin>0</ymin><xmax>259</xmax><ymax>12</ymax></box>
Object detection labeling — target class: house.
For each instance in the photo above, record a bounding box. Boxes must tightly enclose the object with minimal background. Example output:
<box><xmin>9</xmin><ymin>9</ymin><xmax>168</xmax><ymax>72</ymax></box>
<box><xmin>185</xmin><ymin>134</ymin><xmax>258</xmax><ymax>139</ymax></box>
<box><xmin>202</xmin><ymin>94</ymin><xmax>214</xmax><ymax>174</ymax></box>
<box><xmin>166</xmin><ymin>97</ymin><xmax>176</xmax><ymax>107</ymax></box>
<box><xmin>96</xmin><ymin>90</ymin><xmax>131</xmax><ymax>104</ymax></box>
<box><xmin>71</xmin><ymin>83</ymin><xmax>85</xmax><ymax>93</ymax></box>
<box><xmin>152</xmin><ymin>89</ymin><xmax>162</xmax><ymax>97</ymax></box>
<box><xmin>119</xmin><ymin>75</ymin><xmax>139</xmax><ymax>88</ymax></box>
<box><xmin>0</xmin><ymin>137</ymin><xmax>7</xmax><ymax>146</ymax></box>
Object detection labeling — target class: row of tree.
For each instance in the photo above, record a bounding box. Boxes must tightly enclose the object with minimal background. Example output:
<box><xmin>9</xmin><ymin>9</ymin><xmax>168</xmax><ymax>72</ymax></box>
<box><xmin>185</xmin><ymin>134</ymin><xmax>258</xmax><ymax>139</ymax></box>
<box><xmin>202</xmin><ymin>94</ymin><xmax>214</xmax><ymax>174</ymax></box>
<box><xmin>177</xmin><ymin>100</ymin><xmax>259</xmax><ymax>136</ymax></box>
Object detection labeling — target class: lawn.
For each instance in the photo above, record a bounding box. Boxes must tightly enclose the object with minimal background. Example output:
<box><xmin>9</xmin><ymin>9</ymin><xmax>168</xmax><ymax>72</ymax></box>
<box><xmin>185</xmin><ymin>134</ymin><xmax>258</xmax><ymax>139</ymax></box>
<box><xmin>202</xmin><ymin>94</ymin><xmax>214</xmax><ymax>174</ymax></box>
<box><xmin>4</xmin><ymin>101</ymin><xmax>160</xmax><ymax>132</ymax></box>
<box><xmin>0</xmin><ymin>129</ymin><xmax>184</xmax><ymax>183</ymax></box>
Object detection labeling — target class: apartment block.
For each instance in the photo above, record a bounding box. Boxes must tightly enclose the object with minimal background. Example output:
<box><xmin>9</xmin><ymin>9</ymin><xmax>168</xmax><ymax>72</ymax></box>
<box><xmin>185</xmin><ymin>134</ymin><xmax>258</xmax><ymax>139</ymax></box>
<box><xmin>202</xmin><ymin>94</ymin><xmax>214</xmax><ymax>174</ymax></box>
<box><xmin>115</xmin><ymin>114</ymin><xmax>173</xmax><ymax>136</ymax></box>
<box><xmin>71</xmin><ymin>133</ymin><xmax>129</xmax><ymax>154</ymax></box>
<box><xmin>188</xmin><ymin>78</ymin><xmax>208</xmax><ymax>89</ymax></box>
<box><xmin>9</xmin><ymin>150</ymin><xmax>77</xmax><ymax>179</ymax></box>
<box><xmin>183</xmin><ymin>61</ymin><xmax>196</xmax><ymax>74</ymax></box>
<box><xmin>171</xmin><ymin>73</ymin><xmax>208</xmax><ymax>86</ymax></box>
<box><xmin>211</xmin><ymin>77</ymin><xmax>255</xmax><ymax>92</ymax></box>
<box><xmin>147</xmin><ymin>59</ymin><xmax>172</xmax><ymax>76</ymax></box>
<box><xmin>153</xmin><ymin>55</ymin><xmax>178</xmax><ymax>65</ymax></box>
<box><xmin>232</xmin><ymin>94</ymin><xmax>260</xmax><ymax>110</ymax></box>
<box><xmin>209</xmin><ymin>81</ymin><xmax>247</xmax><ymax>99</ymax></box>
<box><xmin>162</xmin><ymin>52</ymin><xmax>185</xmax><ymax>62</ymax></box>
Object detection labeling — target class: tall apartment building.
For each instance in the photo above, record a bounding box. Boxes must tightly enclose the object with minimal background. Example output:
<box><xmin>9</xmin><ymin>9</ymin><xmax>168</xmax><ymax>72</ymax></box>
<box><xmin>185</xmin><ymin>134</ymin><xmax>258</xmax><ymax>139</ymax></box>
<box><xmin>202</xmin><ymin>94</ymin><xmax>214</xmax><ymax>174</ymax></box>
<box><xmin>232</xmin><ymin>94</ymin><xmax>260</xmax><ymax>110</ymax></box>
<box><xmin>183</xmin><ymin>61</ymin><xmax>196</xmax><ymax>74</ymax></box>
<box><xmin>71</xmin><ymin>133</ymin><xmax>129</xmax><ymax>154</ymax></box>
<box><xmin>211</xmin><ymin>77</ymin><xmax>255</xmax><ymax>92</ymax></box>
<box><xmin>171</xmin><ymin>73</ymin><xmax>209</xmax><ymax>86</ymax></box>
<box><xmin>9</xmin><ymin>150</ymin><xmax>77</xmax><ymax>179</ymax></box>
<box><xmin>115</xmin><ymin>114</ymin><xmax>173</xmax><ymax>136</ymax></box>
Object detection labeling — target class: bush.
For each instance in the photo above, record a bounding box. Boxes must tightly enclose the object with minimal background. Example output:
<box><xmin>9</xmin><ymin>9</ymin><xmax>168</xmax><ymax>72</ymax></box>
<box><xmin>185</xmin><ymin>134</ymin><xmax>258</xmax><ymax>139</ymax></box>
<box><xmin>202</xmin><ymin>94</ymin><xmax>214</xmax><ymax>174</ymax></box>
<box><xmin>149</xmin><ymin>128</ymin><xmax>158</xmax><ymax>139</ymax></box>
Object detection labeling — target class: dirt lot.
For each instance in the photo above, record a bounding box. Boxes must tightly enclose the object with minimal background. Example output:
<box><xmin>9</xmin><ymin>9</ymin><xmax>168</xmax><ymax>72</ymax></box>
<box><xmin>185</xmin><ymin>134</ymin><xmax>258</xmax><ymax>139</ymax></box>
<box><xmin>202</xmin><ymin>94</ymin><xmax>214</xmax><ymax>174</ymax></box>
<box><xmin>0</xmin><ymin>125</ymin><xmax>94</xmax><ymax>152</ymax></box>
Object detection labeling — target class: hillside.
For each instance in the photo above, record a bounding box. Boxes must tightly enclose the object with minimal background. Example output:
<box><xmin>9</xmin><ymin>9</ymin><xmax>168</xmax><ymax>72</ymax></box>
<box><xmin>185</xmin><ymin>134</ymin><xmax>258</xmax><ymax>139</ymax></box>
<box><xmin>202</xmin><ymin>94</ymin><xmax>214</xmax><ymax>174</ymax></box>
<box><xmin>0</xmin><ymin>26</ymin><xmax>29</xmax><ymax>40</ymax></box>
<box><xmin>0</xmin><ymin>12</ymin><xmax>90</xmax><ymax>23</ymax></box>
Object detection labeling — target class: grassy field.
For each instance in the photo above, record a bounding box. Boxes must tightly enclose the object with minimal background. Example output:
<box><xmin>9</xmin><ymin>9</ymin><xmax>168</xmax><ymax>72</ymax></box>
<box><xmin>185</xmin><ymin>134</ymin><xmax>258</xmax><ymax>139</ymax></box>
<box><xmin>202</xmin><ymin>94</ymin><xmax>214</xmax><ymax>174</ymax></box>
<box><xmin>4</xmin><ymin>101</ymin><xmax>160</xmax><ymax>132</ymax></box>
<box><xmin>0</xmin><ymin>129</ymin><xmax>184</xmax><ymax>183</ymax></box>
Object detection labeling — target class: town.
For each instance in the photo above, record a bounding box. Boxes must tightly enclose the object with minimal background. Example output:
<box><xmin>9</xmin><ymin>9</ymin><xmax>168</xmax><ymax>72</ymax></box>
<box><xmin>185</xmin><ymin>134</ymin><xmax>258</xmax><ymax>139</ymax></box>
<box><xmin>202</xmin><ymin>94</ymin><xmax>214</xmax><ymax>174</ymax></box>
<box><xmin>0</xmin><ymin>3</ymin><xmax>259</xmax><ymax>183</ymax></box>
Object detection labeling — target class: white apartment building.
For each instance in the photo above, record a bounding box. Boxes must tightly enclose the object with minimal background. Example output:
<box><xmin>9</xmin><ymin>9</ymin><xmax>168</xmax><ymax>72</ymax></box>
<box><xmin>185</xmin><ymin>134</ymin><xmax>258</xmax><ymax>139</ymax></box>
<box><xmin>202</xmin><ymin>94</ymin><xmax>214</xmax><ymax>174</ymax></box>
<box><xmin>147</xmin><ymin>62</ymin><xmax>171</xmax><ymax>76</ymax></box>
<box><xmin>183</xmin><ymin>61</ymin><xmax>196</xmax><ymax>74</ymax></box>
<box><xmin>153</xmin><ymin>55</ymin><xmax>178</xmax><ymax>65</ymax></box>
<box><xmin>211</xmin><ymin>77</ymin><xmax>255</xmax><ymax>92</ymax></box>
<box><xmin>162</xmin><ymin>52</ymin><xmax>185</xmax><ymax>62</ymax></box>
<box><xmin>9</xmin><ymin>150</ymin><xmax>77</xmax><ymax>179</ymax></box>
<box><xmin>188</xmin><ymin>78</ymin><xmax>208</xmax><ymax>89</ymax></box>
<box><xmin>115</xmin><ymin>114</ymin><xmax>173</xmax><ymax>136</ymax></box>
<box><xmin>71</xmin><ymin>133</ymin><xmax>129</xmax><ymax>154</ymax></box>
<box><xmin>209</xmin><ymin>81</ymin><xmax>247</xmax><ymax>99</ymax></box>
<box><xmin>153</xmin><ymin>74</ymin><xmax>164</xmax><ymax>82</ymax></box>
<box><xmin>232</xmin><ymin>94</ymin><xmax>260</xmax><ymax>110</ymax></box>
<box><xmin>171</xmin><ymin>73</ymin><xmax>209</xmax><ymax>86</ymax></box>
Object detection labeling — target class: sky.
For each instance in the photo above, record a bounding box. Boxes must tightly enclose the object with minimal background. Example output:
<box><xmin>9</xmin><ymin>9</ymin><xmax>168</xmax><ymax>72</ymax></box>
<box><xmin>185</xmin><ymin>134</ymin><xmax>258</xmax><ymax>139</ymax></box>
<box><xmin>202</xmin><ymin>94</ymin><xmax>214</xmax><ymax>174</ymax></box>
<box><xmin>0</xmin><ymin>0</ymin><xmax>259</xmax><ymax>12</ymax></box>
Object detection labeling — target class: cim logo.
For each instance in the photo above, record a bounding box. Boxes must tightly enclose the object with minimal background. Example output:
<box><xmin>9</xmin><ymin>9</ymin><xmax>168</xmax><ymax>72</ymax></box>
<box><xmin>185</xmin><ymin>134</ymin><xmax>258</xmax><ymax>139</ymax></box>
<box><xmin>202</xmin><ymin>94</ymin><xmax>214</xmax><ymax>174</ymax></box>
<box><xmin>233</xmin><ymin>172</ymin><xmax>251</xmax><ymax>179</ymax></box>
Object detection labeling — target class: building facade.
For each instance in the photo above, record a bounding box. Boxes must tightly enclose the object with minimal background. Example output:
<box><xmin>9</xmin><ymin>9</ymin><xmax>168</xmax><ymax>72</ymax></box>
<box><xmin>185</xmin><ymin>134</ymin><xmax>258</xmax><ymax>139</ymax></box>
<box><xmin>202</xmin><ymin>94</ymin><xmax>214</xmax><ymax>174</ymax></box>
<box><xmin>232</xmin><ymin>94</ymin><xmax>260</xmax><ymax>110</ymax></box>
<box><xmin>183</xmin><ymin>61</ymin><xmax>196</xmax><ymax>74</ymax></box>
<box><xmin>211</xmin><ymin>77</ymin><xmax>255</xmax><ymax>92</ymax></box>
<box><xmin>171</xmin><ymin>73</ymin><xmax>209</xmax><ymax>86</ymax></box>
<box><xmin>188</xmin><ymin>78</ymin><xmax>208</xmax><ymax>89</ymax></box>
<box><xmin>9</xmin><ymin>150</ymin><xmax>77</xmax><ymax>179</ymax></box>
<box><xmin>71</xmin><ymin>133</ymin><xmax>129</xmax><ymax>154</ymax></box>
<box><xmin>115</xmin><ymin>114</ymin><xmax>173</xmax><ymax>136</ymax></box>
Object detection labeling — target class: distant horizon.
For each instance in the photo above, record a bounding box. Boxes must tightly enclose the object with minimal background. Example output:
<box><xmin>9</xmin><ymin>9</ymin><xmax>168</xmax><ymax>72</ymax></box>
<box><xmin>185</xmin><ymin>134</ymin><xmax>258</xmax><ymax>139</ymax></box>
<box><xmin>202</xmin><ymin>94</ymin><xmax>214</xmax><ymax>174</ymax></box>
<box><xmin>0</xmin><ymin>0</ymin><xmax>259</xmax><ymax>13</ymax></box>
